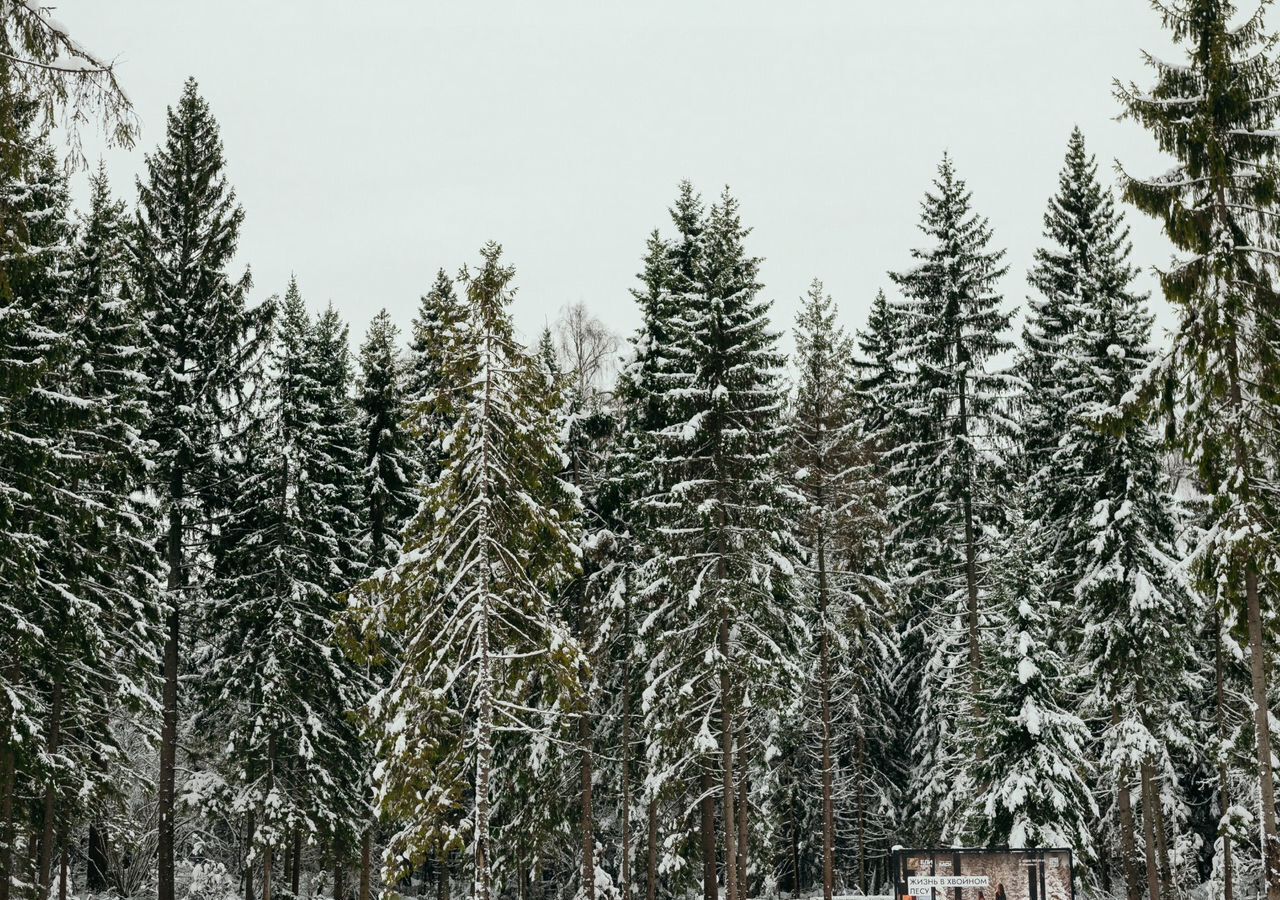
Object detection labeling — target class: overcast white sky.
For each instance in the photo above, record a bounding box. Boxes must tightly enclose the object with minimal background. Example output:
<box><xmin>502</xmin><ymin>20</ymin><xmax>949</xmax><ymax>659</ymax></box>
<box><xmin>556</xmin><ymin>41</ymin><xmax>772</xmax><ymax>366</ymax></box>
<box><xmin>63</xmin><ymin>1</ymin><xmax>1180</xmax><ymax>351</ymax></box>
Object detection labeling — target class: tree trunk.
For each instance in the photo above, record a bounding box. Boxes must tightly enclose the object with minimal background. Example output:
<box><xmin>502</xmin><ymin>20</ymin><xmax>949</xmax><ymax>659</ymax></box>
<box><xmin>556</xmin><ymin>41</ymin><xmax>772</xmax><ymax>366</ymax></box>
<box><xmin>290</xmin><ymin>829</ymin><xmax>301</xmax><ymax>897</ymax></box>
<box><xmin>1146</xmin><ymin>760</ymin><xmax>1174</xmax><ymax>899</ymax></box>
<box><xmin>957</xmin><ymin>378</ymin><xmax>981</xmax><ymax>695</ymax></box>
<box><xmin>359</xmin><ymin>828</ymin><xmax>371</xmax><ymax>900</ymax></box>
<box><xmin>817</xmin><ymin>533</ymin><xmax>835</xmax><ymax>900</ymax></box>
<box><xmin>1139</xmin><ymin>759</ymin><xmax>1162</xmax><ymax>900</ymax></box>
<box><xmin>1246</xmin><ymin>562</ymin><xmax>1280</xmax><ymax>900</ymax></box>
<box><xmin>791</xmin><ymin>785</ymin><xmax>800</xmax><ymax>900</ymax></box>
<box><xmin>0</xmin><ymin>735</ymin><xmax>14</xmax><ymax>900</ymax></box>
<box><xmin>245</xmin><ymin>812</ymin><xmax>257</xmax><ymax>900</ymax></box>
<box><xmin>57</xmin><ymin>840</ymin><xmax>67</xmax><ymax>900</ymax></box>
<box><xmin>39</xmin><ymin>675</ymin><xmax>63</xmax><ymax>897</ymax></box>
<box><xmin>1212</xmin><ymin>605</ymin><xmax>1234</xmax><ymax>900</ymax></box>
<box><xmin>87</xmin><ymin>820</ymin><xmax>110</xmax><ymax>892</ymax></box>
<box><xmin>718</xmin><ymin>615</ymin><xmax>738</xmax><ymax>900</ymax></box>
<box><xmin>158</xmin><ymin>499</ymin><xmax>184</xmax><ymax>900</ymax></box>
<box><xmin>856</xmin><ymin>732</ymin><xmax>867</xmax><ymax>895</ymax></box>
<box><xmin>646</xmin><ymin>794</ymin><xmax>658</xmax><ymax>900</ymax></box>
<box><xmin>437</xmin><ymin>855</ymin><xmax>449</xmax><ymax>900</ymax></box>
<box><xmin>700</xmin><ymin>769</ymin><xmax>717</xmax><ymax>900</ymax></box>
<box><xmin>581</xmin><ymin>713</ymin><xmax>595</xmax><ymax>900</ymax></box>
<box><xmin>621</xmin><ymin>655</ymin><xmax>632</xmax><ymax>900</ymax></box>
<box><xmin>1113</xmin><ymin>709</ymin><xmax>1140</xmax><ymax>900</ymax></box>
<box><xmin>332</xmin><ymin>854</ymin><xmax>342</xmax><ymax>900</ymax></box>
<box><xmin>736</xmin><ymin>731</ymin><xmax>748</xmax><ymax>900</ymax></box>
<box><xmin>263</xmin><ymin>845</ymin><xmax>274</xmax><ymax>900</ymax></box>
<box><xmin>474</xmin><ymin>585</ymin><xmax>493</xmax><ymax>900</ymax></box>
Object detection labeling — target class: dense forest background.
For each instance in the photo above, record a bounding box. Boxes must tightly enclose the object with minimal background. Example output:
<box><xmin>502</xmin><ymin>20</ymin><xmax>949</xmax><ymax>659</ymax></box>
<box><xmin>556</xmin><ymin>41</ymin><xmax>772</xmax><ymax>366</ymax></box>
<box><xmin>4</xmin><ymin>3</ymin><xmax>1280</xmax><ymax>900</ymax></box>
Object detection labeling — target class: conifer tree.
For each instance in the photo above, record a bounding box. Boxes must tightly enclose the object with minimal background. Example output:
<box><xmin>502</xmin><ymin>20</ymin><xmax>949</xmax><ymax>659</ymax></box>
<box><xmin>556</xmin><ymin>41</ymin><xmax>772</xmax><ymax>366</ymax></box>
<box><xmin>959</xmin><ymin>501</ymin><xmax>1097</xmax><ymax>865</ymax></box>
<box><xmin>405</xmin><ymin>268</ymin><xmax>467</xmax><ymax>484</ymax></box>
<box><xmin>852</xmin><ymin>289</ymin><xmax>904</xmax><ymax>450</ymax></box>
<box><xmin>366</xmin><ymin>243</ymin><xmax>583</xmax><ymax>900</ymax></box>
<box><xmin>128</xmin><ymin>78</ymin><xmax>271</xmax><ymax>900</ymax></box>
<box><xmin>1117</xmin><ymin>5</ymin><xmax>1280</xmax><ymax>894</ymax></box>
<box><xmin>887</xmin><ymin>154</ymin><xmax>1013</xmax><ymax>841</ymax></box>
<box><xmin>789</xmin><ymin>279</ymin><xmax>894</xmax><ymax>899</ymax></box>
<box><xmin>640</xmin><ymin>185</ymin><xmax>801</xmax><ymax>900</ymax></box>
<box><xmin>203</xmin><ymin>280</ymin><xmax>364</xmax><ymax>900</ymax></box>
<box><xmin>357</xmin><ymin>309</ymin><xmax>419</xmax><ymax>572</ymax></box>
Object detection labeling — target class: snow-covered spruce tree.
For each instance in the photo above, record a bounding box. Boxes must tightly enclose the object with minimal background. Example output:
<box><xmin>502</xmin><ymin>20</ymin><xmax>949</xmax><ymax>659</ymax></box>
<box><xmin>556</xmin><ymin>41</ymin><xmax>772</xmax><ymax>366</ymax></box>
<box><xmin>0</xmin><ymin>122</ymin><xmax>76</xmax><ymax>900</ymax></box>
<box><xmin>1117</xmin><ymin>4</ymin><xmax>1280</xmax><ymax>895</ymax></box>
<box><xmin>852</xmin><ymin>288</ymin><xmax>904</xmax><ymax>453</ymax></box>
<box><xmin>405</xmin><ymin>268</ymin><xmax>468</xmax><ymax>485</ymax></box>
<box><xmin>1019</xmin><ymin>128</ymin><xmax>1140</xmax><ymax>608</ymax></box>
<box><xmin>357</xmin><ymin>309</ymin><xmax>419</xmax><ymax>573</ymax></box>
<box><xmin>44</xmin><ymin>163</ymin><xmax>161</xmax><ymax>897</ymax></box>
<box><xmin>202</xmin><ymin>280</ymin><xmax>364</xmax><ymax>900</ymax></box>
<box><xmin>366</xmin><ymin>243</ymin><xmax>584</xmax><ymax>900</ymax></box>
<box><xmin>0</xmin><ymin>130</ymin><xmax>160</xmax><ymax>900</ymax></box>
<box><xmin>789</xmin><ymin>279</ymin><xmax>896</xmax><ymax>898</ymax></box>
<box><xmin>957</xmin><ymin>499</ymin><xmax>1097</xmax><ymax>866</ymax></box>
<box><xmin>640</xmin><ymin>186</ymin><xmax>801</xmax><ymax>900</ymax></box>
<box><xmin>129</xmin><ymin>77</ymin><xmax>272</xmax><ymax>900</ymax></box>
<box><xmin>1052</xmin><ymin>216</ymin><xmax>1202</xmax><ymax>900</ymax></box>
<box><xmin>594</xmin><ymin>194</ymin><xmax>697</xmax><ymax>900</ymax></box>
<box><xmin>886</xmin><ymin>154</ymin><xmax>1014</xmax><ymax>842</ymax></box>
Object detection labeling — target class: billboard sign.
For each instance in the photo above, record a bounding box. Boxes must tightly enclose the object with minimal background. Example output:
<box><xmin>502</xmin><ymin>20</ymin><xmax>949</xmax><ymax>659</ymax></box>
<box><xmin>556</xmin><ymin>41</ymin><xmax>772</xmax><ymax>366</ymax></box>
<box><xmin>891</xmin><ymin>848</ymin><xmax>1073</xmax><ymax>900</ymax></box>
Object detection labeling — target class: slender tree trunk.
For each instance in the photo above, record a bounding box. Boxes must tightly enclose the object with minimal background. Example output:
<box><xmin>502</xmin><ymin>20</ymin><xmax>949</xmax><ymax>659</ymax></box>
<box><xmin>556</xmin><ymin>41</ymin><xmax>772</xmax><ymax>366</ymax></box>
<box><xmin>39</xmin><ymin>675</ymin><xmax>63</xmax><ymax>897</ymax></box>
<box><xmin>1213</xmin><ymin>607</ymin><xmax>1234</xmax><ymax>900</ymax></box>
<box><xmin>718</xmin><ymin>614</ymin><xmax>738</xmax><ymax>900</ymax></box>
<box><xmin>581</xmin><ymin>713</ymin><xmax>595</xmax><ymax>900</ymax></box>
<box><xmin>245</xmin><ymin>812</ymin><xmax>257</xmax><ymax>900</ymax></box>
<box><xmin>957</xmin><ymin>381</ymin><xmax>981</xmax><ymax>694</ymax></box>
<box><xmin>735</xmin><ymin>730</ymin><xmax>748</xmax><ymax>900</ymax></box>
<box><xmin>1139</xmin><ymin>759</ymin><xmax>1162</xmax><ymax>900</ymax></box>
<box><xmin>88</xmin><ymin>819</ymin><xmax>109</xmax><ymax>892</ymax></box>
<box><xmin>1246</xmin><ymin>561</ymin><xmax>1280</xmax><ymax>900</ymax></box>
<box><xmin>158</xmin><ymin>498</ymin><xmax>184</xmax><ymax>900</ymax></box>
<box><xmin>437</xmin><ymin>855</ymin><xmax>449</xmax><ymax>900</ymax></box>
<box><xmin>0</xmin><ymin>732</ymin><xmax>14</xmax><ymax>900</ymax></box>
<box><xmin>264</xmin><ymin>733</ymin><xmax>276</xmax><ymax>900</ymax></box>
<box><xmin>1113</xmin><ymin>708</ymin><xmax>1140</xmax><ymax>900</ymax></box>
<box><xmin>817</xmin><ymin>533</ymin><xmax>835</xmax><ymax>900</ymax></box>
<box><xmin>646</xmin><ymin>793</ymin><xmax>658</xmax><ymax>900</ymax></box>
<box><xmin>790</xmin><ymin>786</ymin><xmax>800</xmax><ymax>900</ymax></box>
<box><xmin>475</xmin><ymin>587</ymin><xmax>493</xmax><ymax>900</ymax></box>
<box><xmin>856</xmin><ymin>732</ymin><xmax>867</xmax><ymax>895</ymax></box>
<box><xmin>1145</xmin><ymin>760</ymin><xmax>1174</xmax><ymax>899</ymax></box>
<box><xmin>263</xmin><ymin>845</ymin><xmax>274</xmax><ymax>900</ymax></box>
<box><xmin>290</xmin><ymin>829</ymin><xmax>301</xmax><ymax>897</ymax></box>
<box><xmin>700</xmin><ymin>769</ymin><xmax>717</xmax><ymax>900</ymax></box>
<box><xmin>56</xmin><ymin>840</ymin><xmax>66</xmax><ymax>900</ymax></box>
<box><xmin>359</xmin><ymin>828</ymin><xmax>371</xmax><ymax>900</ymax></box>
<box><xmin>332</xmin><ymin>854</ymin><xmax>342</xmax><ymax>900</ymax></box>
<box><xmin>621</xmin><ymin>653</ymin><xmax>632</xmax><ymax>900</ymax></box>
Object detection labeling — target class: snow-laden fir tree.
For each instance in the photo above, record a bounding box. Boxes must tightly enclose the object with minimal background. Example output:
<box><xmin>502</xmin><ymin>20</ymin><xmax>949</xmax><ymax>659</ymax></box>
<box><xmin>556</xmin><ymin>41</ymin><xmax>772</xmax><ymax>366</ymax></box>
<box><xmin>852</xmin><ymin>288</ymin><xmax>903</xmax><ymax>452</ymax></box>
<box><xmin>1019</xmin><ymin>128</ymin><xmax>1136</xmax><ymax>605</ymax></box>
<box><xmin>0</xmin><ymin>130</ymin><xmax>161</xmax><ymax>900</ymax></box>
<box><xmin>789</xmin><ymin>279</ymin><xmax>896</xmax><ymax>898</ymax></box>
<box><xmin>43</xmin><ymin>163</ymin><xmax>161</xmax><ymax>896</ymax></box>
<box><xmin>1117</xmin><ymin>4</ymin><xmax>1280</xmax><ymax>895</ymax></box>
<box><xmin>128</xmin><ymin>78</ymin><xmax>272</xmax><ymax>900</ymax></box>
<box><xmin>958</xmin><ymin>499</ymin><xmax>1097</xmax><ymax>867</ymax></box>
<box><xmin>1057</xmin><ymin>221</ymin><xmax>1201</xmax><ymax>900</ymax></box>
<box><xmin>202</xmin><ymin>280</ymin><xmax>365</xmax><ymax>900</ymax></box>
<box><xmin>357</xmin><ymin>309</ymin><xmax>419</xmax><ymax>573</ymax></box>
<box><xmin>405</xmin><ymin>268</ymin><xmax>468</xmax><ymax>484</ymax></box>
<box><xmin>640</xmin><ymin>185</ymin><xmax>801</xmax><ymax>900</ymax></box>
<box><xmin>886</xmin><ymin>153</ymin><xmax>1013</xmax><ymax>842</ymax></box>
<box><xmin>365</xmin><ymin>243</ymin><xmax>584</xmax><ymax>900</ymax></box>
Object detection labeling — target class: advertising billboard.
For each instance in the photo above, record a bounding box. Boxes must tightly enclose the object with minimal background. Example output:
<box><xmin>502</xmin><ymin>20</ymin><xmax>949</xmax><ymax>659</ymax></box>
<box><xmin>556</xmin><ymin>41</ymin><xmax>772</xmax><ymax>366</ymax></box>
<box><xmin>890</xmin><ymin>848</ymin><xmax>1073</xmax><ymax>900</ymax></box>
